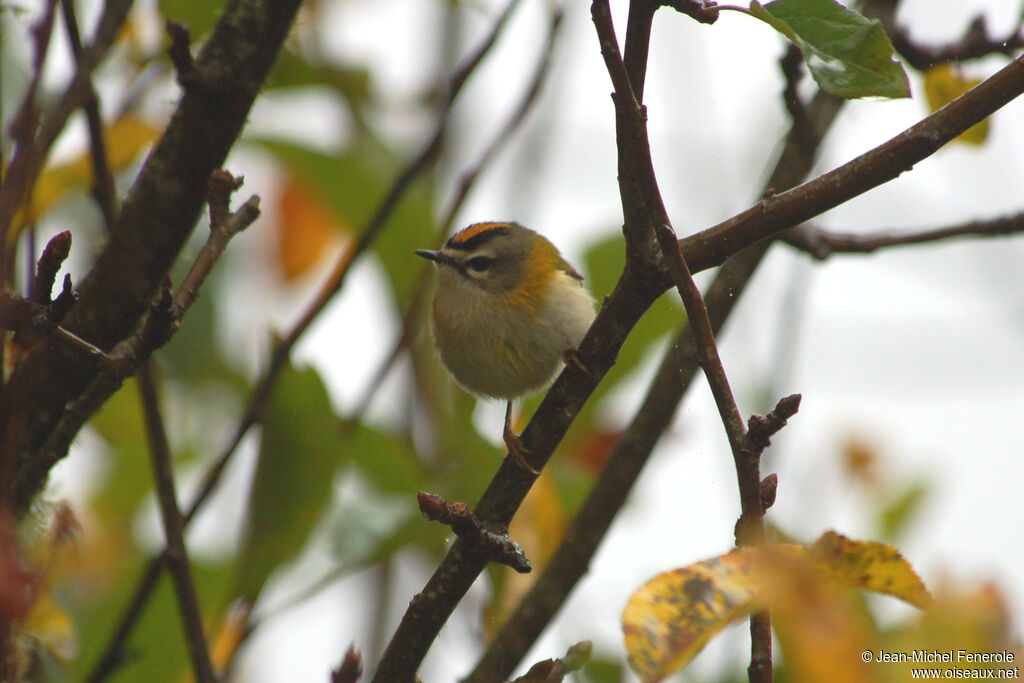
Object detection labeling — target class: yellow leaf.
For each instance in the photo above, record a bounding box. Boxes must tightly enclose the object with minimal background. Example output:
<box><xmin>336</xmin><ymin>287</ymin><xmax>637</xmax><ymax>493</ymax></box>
<box><xmin>8</xmin><ymin>115</ymin><xmax>160</xmax><ymax>242</ymax></box>
<box><xmin>276</xmin><ymin>176</ymin><xmax>344</xmax><ymax>281</ymax></box>
<box><xmin>623</xmin><ymin>549</ymin><xmax>766</xmax><ymax>682</ymax></box>
<box><xmin>923</xmin><ymin>65</ymin><xmax>988</xmax><ymax>145</ymax></box>
<box><xmin>756</xmin><ymin>545</ymin><xmax>878</xmax><ymax>683</ymax></box>
<box><xmin>807</xmin><ymin>531</ymin><xmax>931</xmax><ymax>609</ymax></box>
<box><xmin>622</xmin><ymin>532</ymin><xmax>930</xmax><ymax>682</ymax></box>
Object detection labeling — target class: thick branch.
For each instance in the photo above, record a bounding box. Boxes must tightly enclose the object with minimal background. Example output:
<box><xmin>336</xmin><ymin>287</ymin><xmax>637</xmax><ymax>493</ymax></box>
<box><xmin>3</xmin><ymin>0</ymin><xmax>301</xmax><ymax>513</ymax></box>
<box><xmin>674</xmin><ymin>52</ymin><xmax>1024</xmax><ymax>278</ymax></box>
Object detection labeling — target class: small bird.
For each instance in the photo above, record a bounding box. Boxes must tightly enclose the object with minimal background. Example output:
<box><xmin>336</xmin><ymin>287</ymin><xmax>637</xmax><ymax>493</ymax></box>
<box><xmin>416</xmin><ymin>221</ymin><xmax>596</xmax><ymax>473</ymax></box>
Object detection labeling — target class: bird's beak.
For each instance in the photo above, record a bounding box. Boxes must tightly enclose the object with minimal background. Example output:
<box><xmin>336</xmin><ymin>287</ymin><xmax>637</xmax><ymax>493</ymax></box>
<box><xmin>415</xmin><ymin>249</ymin><xmax>458</xmax><ymax>269</ymax></box>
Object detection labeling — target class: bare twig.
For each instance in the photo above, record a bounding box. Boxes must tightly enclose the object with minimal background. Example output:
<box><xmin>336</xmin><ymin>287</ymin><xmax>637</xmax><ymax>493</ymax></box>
<box><xmin>0</xmin><ymin>0</ymin><xmax>133</xmax><ymax>256</ymax></box>
<box><xmin>782</xmin><ymin>212</ymin><xmax>1024</xmax><ymax>259</ymax></box>
<box><xmin>137</xmin><ymin>363</ymin><xmax>218</xmax><ymax>683</ymax></box>
<box><xmin>331</xmin><ymin>646</ymin><xmax>363</xmax><ymax>683</ymax></box>
<box><xmin>29</xmin><ymin>231</ymin><xmax>71</xmax><ymax>306</ymax></box>
<box><xmin>59</xmin><ymin>0</ymin><xmax>117</xmax><ymax>229</ymax></box>
<box><xmin>418</xmin><ymin>493</ymin><xmax>531</xmax><ymax>573</ymax></box>
<box><xmin>22</xmin><ymin>183</ymin><xmax>260</xmax><ymax>507</ymax></box>
<box><xmin>892</xmin><ymin>15</ymin><xmax>1024</xmax><ymax>71</ymax></box>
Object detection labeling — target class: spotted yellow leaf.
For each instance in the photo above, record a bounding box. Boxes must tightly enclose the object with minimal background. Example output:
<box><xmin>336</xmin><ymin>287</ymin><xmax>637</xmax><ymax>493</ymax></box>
<box><xmin>622</xmin><ymin>532</ymin><xmax>929</xmax><ymax>682</ymax></box>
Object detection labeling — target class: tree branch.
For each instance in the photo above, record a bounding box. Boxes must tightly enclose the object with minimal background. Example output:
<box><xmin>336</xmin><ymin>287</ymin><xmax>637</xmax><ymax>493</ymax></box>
<box><xmin>782</xmin><ymin>212</ymin><xmax>1024</xmax><ymax>259</ymax></box>
<box><xmin>891</xmin><ymin>15</ymin><xmax>1024</xmax><ymax>71</ymax></box>
<box><xmin>20</xmin><ymin>179</ymin><xmax>260</xmax><ymax>510</ymax></box>
<box><xmin>59</xmin><ymin>0</ymin><xmax>118</xmax><ymax>230</ymax></box>
<box><xmin>3</xmin><ymin>0</ymin><xmax>299</xmax><ymax>514</ymax></box>
<box><xmin>137</xmin><ymin>363</ymin><xmax>218</xmax><ymax>683</ymax></box>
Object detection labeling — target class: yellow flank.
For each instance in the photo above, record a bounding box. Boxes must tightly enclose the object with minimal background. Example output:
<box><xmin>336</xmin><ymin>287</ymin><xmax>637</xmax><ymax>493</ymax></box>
<box><xmin>505</xmin><ymin>237</ymin><xmax>559</xmax><ymax>314</ymax></box>
<box><xmin>450</xmin><ymin>221</ymin><xmax>508</xmax><ymax>245</ymax></box>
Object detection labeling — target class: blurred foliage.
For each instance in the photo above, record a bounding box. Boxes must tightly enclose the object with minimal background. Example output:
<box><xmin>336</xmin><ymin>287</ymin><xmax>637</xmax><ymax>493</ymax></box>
<box><xmin>0</xmin><ymin>0</ymin><xmax>1017</xmax><ymax>680</ymax></box>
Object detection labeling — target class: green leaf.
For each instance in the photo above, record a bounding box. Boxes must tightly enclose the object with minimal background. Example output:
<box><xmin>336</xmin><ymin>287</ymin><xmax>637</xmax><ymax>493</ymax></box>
<box><xmin>89</xmin><ymin>380</ymin><xmax>155</xmax><ymax>526</ymax></box>
<box><xmin>344</xmin><ymin>421</ymin><xmax>423</xmax><ymax>495</ymax></box>
<box><xmin>877</xmin><ymin>480</ymin><xmax>930</xmax><ymax>541</ymax></box>
<box><xmin>159</xmin><ymin>0</ymin><xmax>226</xmax><ymax>40</ymax></box>
<box><xmin>750</xmin><ymin>0</ymin><xmax>910</xmax><ymax>99</ymax></box>
<box><xmin>70</xmin><ymin>558</ymin><xmax>233</xmax><ymax>681</ymax></box>
<box><xmin>234</xmin><ymin>364</ymin><xmax>344</xmax><ymax>602</ymax></box>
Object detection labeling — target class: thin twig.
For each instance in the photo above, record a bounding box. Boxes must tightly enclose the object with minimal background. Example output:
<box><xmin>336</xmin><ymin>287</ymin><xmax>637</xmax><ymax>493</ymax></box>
<box><xmin>0</xmin><ymin>0</ymin><xmax>133</xmax><ymax>254</ymax></box>
<box><xmin>59</xmin><ymin>0</ymin><xmax>117</xmax><ymax>229</ymax></box>
<box><xmin>23</xmin><ymin>186</ymin><xmax>260</xmax><ymax>506</ymax></box>
<box><xmin>137</xmin><ymin>363</ymin><xmax>218</xmax><ymax>683</ymax></box>
<box><xmin>892</xmin><ymin>15</ymin><xmax>1024</xmax><ymax>71</ymax></box>
<box><xmin>782</xmin><ymin>213</ymin><xmax>1024</xmax><ymax>259</ymax></box>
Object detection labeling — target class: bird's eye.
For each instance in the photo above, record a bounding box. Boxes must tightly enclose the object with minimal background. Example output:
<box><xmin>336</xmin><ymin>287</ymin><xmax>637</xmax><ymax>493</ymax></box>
<box><xmin>466</xmin><ymin>256</ymin><xmax>495</xmax><ymax>272</ymax></box>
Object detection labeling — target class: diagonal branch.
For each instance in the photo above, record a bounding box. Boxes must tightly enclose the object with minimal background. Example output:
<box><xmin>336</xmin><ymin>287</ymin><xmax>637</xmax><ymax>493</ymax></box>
<box><xmin>59</xmin><ymin>0</ymin><xmax>118</xmax><ymax>229</ymax></box>
<box><xmin>781</xmin><ymin>212</ymin><xmax>1024</xmax><ymax>259</ymax></box>
<box><xmin>136</xmin><ymin>363</ymin><xmax>218</xmax><ymax>683</ymax></box>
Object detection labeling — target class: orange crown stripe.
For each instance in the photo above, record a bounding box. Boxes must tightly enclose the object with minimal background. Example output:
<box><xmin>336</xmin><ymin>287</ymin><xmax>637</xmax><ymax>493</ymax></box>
<box><xmin>449</xmin><ymin>221</ymin><xmax>511</xmax><ymax>246</ymax></box>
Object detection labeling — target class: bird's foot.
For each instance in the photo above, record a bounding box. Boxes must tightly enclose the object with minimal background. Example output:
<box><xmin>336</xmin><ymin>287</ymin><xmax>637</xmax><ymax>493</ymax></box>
<box><xmin>563</xmin><ymin>346</ymin><xmax>588</xmax><ymax>374</ymax></box>
<box><xmin>504</xmin><ymin>401</ymin><xmax>540</xmax><ymax>475</ymax></box>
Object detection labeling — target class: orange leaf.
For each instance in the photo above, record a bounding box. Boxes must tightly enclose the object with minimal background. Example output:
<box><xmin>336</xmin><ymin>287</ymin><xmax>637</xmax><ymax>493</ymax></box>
<box><xmin>276</xmin><ymin>176</ymin><xmax>343</xmax><ymax>281</ymax></box>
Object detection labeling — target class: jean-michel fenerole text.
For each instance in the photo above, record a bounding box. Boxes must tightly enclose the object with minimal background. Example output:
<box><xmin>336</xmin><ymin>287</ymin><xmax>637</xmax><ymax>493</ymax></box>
<box><xmin>875</xmin><ymin>650</ymin><xmax>1016</xmax><ymax>664</ymax></box>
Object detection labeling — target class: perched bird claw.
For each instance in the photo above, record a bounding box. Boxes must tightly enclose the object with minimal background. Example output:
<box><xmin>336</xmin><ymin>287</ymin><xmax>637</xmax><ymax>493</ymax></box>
<box><xmin>504</xmin><ymin>401</ymin><xmax>541</xmax><ymax>475</ymax></box>
<box><xmin>563</xmin><ymin>346</ymin><xmax>588</xmax><ymax>375</ymax></box>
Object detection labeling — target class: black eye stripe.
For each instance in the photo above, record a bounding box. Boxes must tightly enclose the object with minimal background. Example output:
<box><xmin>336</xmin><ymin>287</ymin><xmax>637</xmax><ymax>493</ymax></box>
<box><xmin>466</xmin><ymin>255</ymin><xmax>495</xmax><ymax>271</ymax></box>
